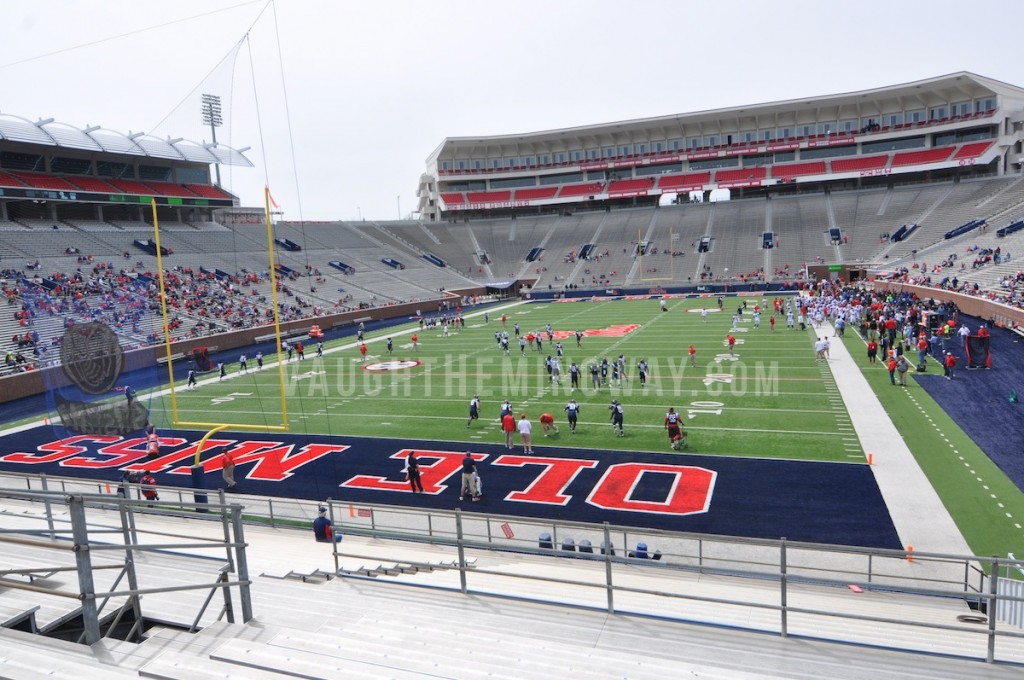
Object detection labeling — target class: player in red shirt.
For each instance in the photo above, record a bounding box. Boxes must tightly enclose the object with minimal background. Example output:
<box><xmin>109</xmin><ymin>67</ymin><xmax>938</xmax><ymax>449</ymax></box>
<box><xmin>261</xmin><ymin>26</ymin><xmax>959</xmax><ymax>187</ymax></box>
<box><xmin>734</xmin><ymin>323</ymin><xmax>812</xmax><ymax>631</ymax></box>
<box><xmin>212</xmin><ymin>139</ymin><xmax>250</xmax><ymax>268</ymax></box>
<box><xmin>411</xmin><ymin>334</ymin><xmax>418</xmax><ymax>350</ymax></box>
<box><xmin>688</xmin><ymin>344</ymin><xmax>697</xmax><ymax>368</ymax></box>
<box><xmin>726</xmin><ymin>334</ymin><xmax>736</xmax><ymax>356</ymax></box>
<box><xmin>867</xmin><ymin>339</ymin><xmax>878</xmax><ymax>364</ymax></box>
<box><xmin>359</xmin><ymin>343</ymin><xmax>367</xmax><ymax>361</ymax></box>
<box><xmin>501</xmin><ymin>411</ymin><xmax>516</xmax><ymax>449</ymax></box>
<box><xmin>539</xmin><ymin>412</ymin><xmax>558</xmax><ymax>436</ymax></box>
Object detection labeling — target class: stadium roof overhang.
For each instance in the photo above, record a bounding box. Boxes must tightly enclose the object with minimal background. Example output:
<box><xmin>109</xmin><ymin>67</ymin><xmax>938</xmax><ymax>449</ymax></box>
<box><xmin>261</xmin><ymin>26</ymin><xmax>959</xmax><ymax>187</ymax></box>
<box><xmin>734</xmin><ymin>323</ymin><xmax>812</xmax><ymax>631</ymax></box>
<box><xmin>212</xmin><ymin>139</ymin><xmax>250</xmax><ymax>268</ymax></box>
<box><xmin>0</xmin><ymin>114</ymin><xmax>254</xmax><ymax>167</ymax></box>
<box><xmin>428</xmin><ymin>72</ymin><xmax>1022</xmax><ymax>160</ymax></box>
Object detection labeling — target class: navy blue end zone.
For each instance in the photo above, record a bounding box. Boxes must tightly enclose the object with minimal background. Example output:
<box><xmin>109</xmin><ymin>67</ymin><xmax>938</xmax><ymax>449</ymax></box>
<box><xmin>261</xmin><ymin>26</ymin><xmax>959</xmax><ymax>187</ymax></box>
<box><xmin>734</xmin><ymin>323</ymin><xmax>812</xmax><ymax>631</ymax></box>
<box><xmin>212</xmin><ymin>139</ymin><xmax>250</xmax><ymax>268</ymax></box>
<box><xmin>912</xmin><ymin>321</ymin><xmax>1024</xmax><ymax>489</ymax></box>
<box><xmin>0</xmin><ymin>427</ymin><xmax>900</xmax><ymax>549</ymax></box>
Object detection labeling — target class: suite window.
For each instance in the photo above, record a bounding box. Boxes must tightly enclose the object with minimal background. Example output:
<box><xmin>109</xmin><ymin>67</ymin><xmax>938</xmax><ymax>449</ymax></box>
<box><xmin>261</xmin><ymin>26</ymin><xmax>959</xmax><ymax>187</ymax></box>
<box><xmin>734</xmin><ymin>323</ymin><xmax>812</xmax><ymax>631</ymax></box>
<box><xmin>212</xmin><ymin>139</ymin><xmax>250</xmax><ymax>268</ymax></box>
<box><xmin>952</xmin><ymin>101</ymin><xmax>972</xmax><ymax>117</ymax></box>
<box><xmin>929</xmin><ymin>106</ymin><xmax>948</xmax><ymax>120</ymax></box>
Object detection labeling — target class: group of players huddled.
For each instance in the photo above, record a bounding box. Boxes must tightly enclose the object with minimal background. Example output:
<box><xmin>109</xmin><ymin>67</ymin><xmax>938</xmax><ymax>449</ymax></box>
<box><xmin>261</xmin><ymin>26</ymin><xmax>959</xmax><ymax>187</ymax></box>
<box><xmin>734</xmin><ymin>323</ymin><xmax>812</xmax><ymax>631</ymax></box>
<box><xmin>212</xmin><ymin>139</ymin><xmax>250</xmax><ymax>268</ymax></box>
<box><xmin>469</xmin><ymin>314</ymin><xmax>685</xmax><ymax>449</ymax></box>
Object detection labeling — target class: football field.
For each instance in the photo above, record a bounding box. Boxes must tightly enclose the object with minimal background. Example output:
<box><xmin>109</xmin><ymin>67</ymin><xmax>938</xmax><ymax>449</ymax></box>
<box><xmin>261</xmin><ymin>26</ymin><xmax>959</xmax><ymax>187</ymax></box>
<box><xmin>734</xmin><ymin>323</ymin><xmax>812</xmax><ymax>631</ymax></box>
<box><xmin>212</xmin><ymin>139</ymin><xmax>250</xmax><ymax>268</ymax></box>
<box><xmin>159</xmin><ymin>296</ymin><xmax>860</xmax><ymax>463</ymax></box>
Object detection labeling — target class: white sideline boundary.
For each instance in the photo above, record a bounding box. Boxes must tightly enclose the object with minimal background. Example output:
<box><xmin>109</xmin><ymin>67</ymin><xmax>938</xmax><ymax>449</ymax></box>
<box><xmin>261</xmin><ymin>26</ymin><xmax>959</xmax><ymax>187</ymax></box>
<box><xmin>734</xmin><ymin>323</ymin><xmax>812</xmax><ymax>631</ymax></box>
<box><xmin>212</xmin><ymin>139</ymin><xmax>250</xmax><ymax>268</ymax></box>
<box><xmin>821</xmin><ymin>322</ymin><xmax>972</xmax><ymax>555</ymax></box>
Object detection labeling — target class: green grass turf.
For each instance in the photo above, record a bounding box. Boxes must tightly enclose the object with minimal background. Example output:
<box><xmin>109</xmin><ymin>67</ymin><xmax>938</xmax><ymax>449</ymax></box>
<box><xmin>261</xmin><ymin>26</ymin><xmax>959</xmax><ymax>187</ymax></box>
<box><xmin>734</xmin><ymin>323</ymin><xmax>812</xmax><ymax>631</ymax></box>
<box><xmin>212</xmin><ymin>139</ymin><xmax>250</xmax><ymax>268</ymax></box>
<box><xmin>154</xmin><ymin>298</ymin><xmax>857</xmax><ymax>462</ymax></box>
<box><xmin>839</xmin><ymin>332</ymin><xmax>1024</xmax><ymax>562</ymax></box>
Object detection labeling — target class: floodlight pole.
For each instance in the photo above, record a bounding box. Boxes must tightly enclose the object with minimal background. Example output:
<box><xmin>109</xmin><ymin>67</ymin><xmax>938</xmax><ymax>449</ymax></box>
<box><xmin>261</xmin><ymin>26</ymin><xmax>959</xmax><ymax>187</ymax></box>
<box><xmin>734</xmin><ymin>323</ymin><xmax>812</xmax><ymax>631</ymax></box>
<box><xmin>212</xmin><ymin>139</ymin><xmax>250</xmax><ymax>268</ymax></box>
<box><xmin>202</xmin><ymin>94</ymin><xmax>224</xmax><ymax>187</ymax></box>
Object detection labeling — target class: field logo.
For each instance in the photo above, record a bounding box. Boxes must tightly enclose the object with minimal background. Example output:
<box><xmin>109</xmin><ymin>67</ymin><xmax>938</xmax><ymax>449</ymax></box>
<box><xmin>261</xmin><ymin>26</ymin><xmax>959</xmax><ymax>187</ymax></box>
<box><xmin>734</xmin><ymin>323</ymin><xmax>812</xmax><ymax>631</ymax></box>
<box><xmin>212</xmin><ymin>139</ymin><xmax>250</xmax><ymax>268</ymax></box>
<box><xmin>551</xmin><ymin>324</ymin><xmax>639</xmax><ymax>341</ymax></box>
<box><xmin>363</xmin><ymin>360</ymin><xmax>422</xmax><ymax>372</ymax></box>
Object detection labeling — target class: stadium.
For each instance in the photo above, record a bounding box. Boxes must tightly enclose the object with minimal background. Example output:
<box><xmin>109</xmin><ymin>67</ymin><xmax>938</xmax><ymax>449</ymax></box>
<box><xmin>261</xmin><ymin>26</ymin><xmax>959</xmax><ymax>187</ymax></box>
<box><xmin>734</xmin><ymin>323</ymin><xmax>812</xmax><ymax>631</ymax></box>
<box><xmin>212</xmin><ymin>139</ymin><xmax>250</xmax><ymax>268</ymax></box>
<box><xmin>2</xmin><ymin>5</ymin><xmax>1024</xmax><ymax>677</ymax></box>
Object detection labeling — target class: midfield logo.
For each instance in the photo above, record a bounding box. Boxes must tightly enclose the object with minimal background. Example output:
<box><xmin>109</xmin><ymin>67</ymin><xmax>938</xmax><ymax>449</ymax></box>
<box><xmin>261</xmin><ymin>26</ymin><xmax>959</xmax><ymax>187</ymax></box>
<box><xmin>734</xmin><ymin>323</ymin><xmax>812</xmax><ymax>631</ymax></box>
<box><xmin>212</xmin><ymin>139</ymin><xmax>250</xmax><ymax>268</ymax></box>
<box><xmin>550</xmin><ymin>324</ymin><xmax>639</xmax><ymax>341</ymax></box>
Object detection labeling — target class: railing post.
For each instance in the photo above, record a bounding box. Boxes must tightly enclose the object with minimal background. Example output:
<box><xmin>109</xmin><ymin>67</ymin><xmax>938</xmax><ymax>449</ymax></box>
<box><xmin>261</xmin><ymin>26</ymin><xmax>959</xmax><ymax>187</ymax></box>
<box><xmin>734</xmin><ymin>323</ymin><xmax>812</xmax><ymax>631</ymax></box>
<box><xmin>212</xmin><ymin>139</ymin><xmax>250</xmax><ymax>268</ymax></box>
<box><xmin>219</xmin><ymin>489</ymin><xmax>235</xmax><ymax>573</ymax></box>
<box><xmin>455</xmin><ymin>509</ymin><xmax>468</xmax><ymax>594</ymax></box>
<box><xmin>268</xmin><ymin>498</ymin><xmax>275</xmax><ymax>528</ymax></box>
<box><xmin>40</xmin><ymin>474</ymin><xmax>55</xmax><ymax>540</ymax></box>
<box><xmin>230</xmin><ymin>505</ymin><xmax>253</xmax><ymax>622</ymax></box>
<box><xmin>988</xmin><ymin>556</ymin><xmax>999</xmax><ymax>664</ymax></box>
<box><xmin>117</xmin><ymin>499</ymin><xmax>144</xmax><ymax>632</ymax></box>
<box><xmin>603</xmin><ymin>522</ymin><xmax>614</xmax><ymax>614</ymax></box>
<box><xmin>780</xmin><ymin>537</ymin><xmax>788</xmax><ymax>638</ymax></box>
<box><xmin>328</xmin><ymin>501</ymin><xmax>339</xmax><ymax>576</ymax></box>
<box><xmin>68</xmin><ymin>496</ymin><xmax>101</xmax><ymax>644</ymax></box>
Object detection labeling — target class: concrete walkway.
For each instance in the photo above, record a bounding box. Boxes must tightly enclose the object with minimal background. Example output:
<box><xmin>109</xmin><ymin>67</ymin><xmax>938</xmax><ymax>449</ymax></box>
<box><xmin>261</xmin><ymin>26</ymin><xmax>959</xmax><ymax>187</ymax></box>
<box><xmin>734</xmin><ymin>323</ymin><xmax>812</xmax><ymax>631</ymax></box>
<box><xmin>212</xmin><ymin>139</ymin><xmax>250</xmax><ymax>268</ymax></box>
<box><xmin>822</xmin><ymin>325</ymin><xmax>972</xmax><ymax>555</ymax></box>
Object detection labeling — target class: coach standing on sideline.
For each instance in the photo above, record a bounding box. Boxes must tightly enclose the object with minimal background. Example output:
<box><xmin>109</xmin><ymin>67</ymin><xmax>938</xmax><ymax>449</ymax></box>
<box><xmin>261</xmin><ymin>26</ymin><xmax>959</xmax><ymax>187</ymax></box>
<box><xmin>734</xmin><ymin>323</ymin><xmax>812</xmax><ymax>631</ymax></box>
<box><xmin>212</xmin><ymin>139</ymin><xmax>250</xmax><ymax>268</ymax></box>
<box><xmin>518</xmin><ymin>413</ymin><xmax>534</xmax><ymax>454</ymax></box>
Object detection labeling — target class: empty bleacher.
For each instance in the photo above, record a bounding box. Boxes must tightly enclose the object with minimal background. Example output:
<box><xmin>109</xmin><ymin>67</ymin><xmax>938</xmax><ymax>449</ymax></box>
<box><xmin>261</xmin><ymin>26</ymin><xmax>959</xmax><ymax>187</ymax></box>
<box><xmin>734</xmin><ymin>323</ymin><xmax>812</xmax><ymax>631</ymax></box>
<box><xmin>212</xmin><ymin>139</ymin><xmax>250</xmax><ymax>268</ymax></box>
<box><xmin>466</xmin><ymin>190</ymin><xmax>511</xmax><ymax>204</ymax></box>
<box><xmin>830</xmin><ymin>154</ymin><xmax>889</xmax><ymax>173</ymax></box>
<box><xmin>513</xmin><ymin>186</ymin><xmax>558</xmax><ymax>201</ymax></box>
<box><xmin>891</xmin><ymin>146</ymin><xmax>955</xmax><ymax>167</ymax></box>
<box><xmin>557</xmin><ymin>182</ymin><xmax>604</xmax><ymax>198</ymax></box>
<box><xmin>770</xmin><ymin>161</ymin><xmax>827</xmax><ymax>179</ymax></box>
<box><xmin>656</xmin><ymin>172</ymin><xmax>711</xmax><ymax>192</ymax></box>
<box><xmin>953</xmin><ymin>141</ymin><xmax>994</xmax><ymax>160</ymax></box>
<box><xmin>715</xmin><ymin>166</ymin><xmax>766</xmax><ymax>185</ymax></box>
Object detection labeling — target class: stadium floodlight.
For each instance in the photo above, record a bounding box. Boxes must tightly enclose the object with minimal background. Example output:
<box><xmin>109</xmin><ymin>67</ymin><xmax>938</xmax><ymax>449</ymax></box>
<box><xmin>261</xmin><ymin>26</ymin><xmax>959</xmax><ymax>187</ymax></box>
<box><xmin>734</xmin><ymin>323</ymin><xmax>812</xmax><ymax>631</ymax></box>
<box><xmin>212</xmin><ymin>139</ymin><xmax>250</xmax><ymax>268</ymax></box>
<box><xmin>201</xmin><ymin>94</ymin><xmax>224</xmax><ymax>186</ymax></box>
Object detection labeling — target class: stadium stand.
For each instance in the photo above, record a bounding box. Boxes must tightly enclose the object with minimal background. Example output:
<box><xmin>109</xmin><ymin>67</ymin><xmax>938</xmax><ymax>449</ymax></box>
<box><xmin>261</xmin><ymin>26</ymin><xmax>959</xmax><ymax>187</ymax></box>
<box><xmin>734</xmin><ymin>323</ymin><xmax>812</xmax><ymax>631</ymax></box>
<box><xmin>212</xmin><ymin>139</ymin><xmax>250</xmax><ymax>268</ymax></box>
<box><xmin>891</xmin><ymin>146</ymin><xmax>955</xmax><ymax>167</ymax></box>
<box><xmin>830</xmin><ymin>155</ymin><xmax>889</xmax><ymax>173</ymax></box>
<box><xmin>557</xmin><ymin>182</ymin><xmax>604</xmax><ymax>198</ymax></box>
<box><xmin>513</xmin><ymin>186</ymin><xmax>559</xmax><ymax>201</ymax></box>
<box><xmin>715</xmin><ymin>166</ymin><xmax>767</xmax><ymax>185</ymax></box>
<box><xmin>465</xmin><ymin>190</ymin><xmax>511</xmax><ymax>204</ymax></box>
<box><xmin>954</xmin><ymin>141</ymin><xmax>995</xmax><ymax>160</ymax></box>
<box><xmin>769</xmin><ymin>161</ymin><xmax>827</xmax><ymax>179</ymax></box>
<box><xmin>656</xmin><ymin>172</ymin><xmax>711</xmax><ymax>192</ymax></box>
<box><xmin>9</xmin><ymin>171</ymin><xmax>78</xmax><ymax>191</ymax></box>
<box><xmin>64</xmin><ymin>176</ymin><xmax>119</xmax><ymax>193</ymax></box>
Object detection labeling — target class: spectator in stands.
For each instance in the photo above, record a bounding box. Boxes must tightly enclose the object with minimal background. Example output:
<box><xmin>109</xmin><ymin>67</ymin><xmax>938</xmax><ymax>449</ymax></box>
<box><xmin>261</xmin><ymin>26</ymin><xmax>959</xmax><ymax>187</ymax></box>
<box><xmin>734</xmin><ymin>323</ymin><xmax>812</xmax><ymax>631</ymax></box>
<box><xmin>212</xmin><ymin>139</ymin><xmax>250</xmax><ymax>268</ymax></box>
<box><xmin>140</xmin><ymin>470</ymin><xmax>158</xmax><ymax>506</ymax></box>
<box><xmin>222</xmin><ymin>449</ymin><xmax>237</xmax><ymax>490</ymax></box>
<box><xmin>313</xmin><ymin>506</ymin><xmax>342</xmax><ymax>542</ymax></box>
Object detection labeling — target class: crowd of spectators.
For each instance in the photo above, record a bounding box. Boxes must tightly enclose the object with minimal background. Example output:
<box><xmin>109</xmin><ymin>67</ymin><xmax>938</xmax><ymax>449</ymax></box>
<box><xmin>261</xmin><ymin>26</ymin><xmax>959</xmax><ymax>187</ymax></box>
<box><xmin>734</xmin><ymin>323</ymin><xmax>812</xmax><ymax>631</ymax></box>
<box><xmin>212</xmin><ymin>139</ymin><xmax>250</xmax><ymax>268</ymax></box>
<box><xmin>880</xmin><ymin>241</ymin><xmax>1023</xmax><ymax>309</ymax></box>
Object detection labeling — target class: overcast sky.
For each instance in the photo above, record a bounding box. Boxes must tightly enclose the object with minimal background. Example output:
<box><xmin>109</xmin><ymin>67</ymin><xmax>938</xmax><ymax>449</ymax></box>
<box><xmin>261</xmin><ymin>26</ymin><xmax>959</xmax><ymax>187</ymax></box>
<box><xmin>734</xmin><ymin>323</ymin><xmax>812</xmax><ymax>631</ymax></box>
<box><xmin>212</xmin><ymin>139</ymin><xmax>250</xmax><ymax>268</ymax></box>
<box><xmin>1</xmin><ymin>0</ymin><xmax>1020</xmax><ymax>221</ymax></box>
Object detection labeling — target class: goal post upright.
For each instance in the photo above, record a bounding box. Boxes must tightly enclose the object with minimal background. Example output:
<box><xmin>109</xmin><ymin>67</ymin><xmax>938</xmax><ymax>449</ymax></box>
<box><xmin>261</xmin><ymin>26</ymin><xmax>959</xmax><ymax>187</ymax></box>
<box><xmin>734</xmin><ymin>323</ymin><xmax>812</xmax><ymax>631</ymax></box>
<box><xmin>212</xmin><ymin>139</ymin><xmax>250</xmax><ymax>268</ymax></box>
<box><xmin>151</xmin><ymin>190</ymin><xmax>290</xmax><ymax>455</ymax></box>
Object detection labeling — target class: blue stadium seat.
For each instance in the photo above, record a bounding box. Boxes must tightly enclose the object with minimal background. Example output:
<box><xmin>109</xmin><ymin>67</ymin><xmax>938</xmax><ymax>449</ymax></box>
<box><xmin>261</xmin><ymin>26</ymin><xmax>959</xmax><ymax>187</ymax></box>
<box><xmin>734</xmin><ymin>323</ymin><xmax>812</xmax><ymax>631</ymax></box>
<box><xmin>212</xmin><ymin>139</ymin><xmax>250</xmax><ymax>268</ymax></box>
<box><xmin>538</xmin><ymin>532</ymin><xmax>553</xmax><ymax>549</ymax></box>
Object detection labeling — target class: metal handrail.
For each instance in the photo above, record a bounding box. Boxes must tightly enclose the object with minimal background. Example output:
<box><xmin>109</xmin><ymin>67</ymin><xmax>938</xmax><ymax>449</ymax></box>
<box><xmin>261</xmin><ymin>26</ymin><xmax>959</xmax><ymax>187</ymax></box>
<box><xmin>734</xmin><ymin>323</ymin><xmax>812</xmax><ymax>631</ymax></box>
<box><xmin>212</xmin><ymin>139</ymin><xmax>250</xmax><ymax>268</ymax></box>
<box><xmin>0</xmin><ymin>487</ymin><xmax>252</xmax><ymax>644</ymax></box>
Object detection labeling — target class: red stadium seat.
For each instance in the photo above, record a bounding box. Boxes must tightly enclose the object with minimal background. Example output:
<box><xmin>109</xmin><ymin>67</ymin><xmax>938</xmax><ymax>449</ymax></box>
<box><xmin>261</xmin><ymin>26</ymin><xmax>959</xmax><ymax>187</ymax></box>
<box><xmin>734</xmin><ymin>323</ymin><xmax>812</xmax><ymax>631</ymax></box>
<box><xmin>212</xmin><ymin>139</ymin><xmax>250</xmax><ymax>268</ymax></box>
<box><xmin>66</xmin><ymin>176</ymin><xmax>121</xmax><ymax>193</ymax></box>
<box><xmin>466</xmin><ymin>190</ymin><xmax>511</xmax><ymax>203</ymax></box>
<box><xmin>952</xmin><ymin>141</ymin><xmax>993</xmax><ymax>160</ymax></box>
<box><xmin>657</xmin><ymin>172</ymin><xmax>711</xmax><ymax>192</ymax></box>
<box><xmin>513</xmin><ymin>187</ymin><xmax>558</xmax><ymax>201</ymax></box>
<box><xmin>768</xmin><ymin>161</ymin><xmax>827</xmax><ymax>179</ymax></box>
<box><xmin>185</xmin><ymin>184</ymin><xmax>235</xmax><ymax>199</ymax></box>
<box><xmin>714</xmin><ymin>167</ymin><xmax>766</xmax><ymax>184</ymax></box>
<box><xmin>143</xmin><ymin>181</ymin><xmax>199</xmax><ymax>198</ymax></box>
<box><xmin>891</xmin><ymin>147</ymin><xmax>955</xmax><ymax>167</ymax></box>
<box><xmin>440</xmin><ymin>192</ymin><xmax>466</xmax><ymax>205</ymax></box>
<box><xmin>0</xmin><ymin>171</ymin><xmax>27</xmax><ymax>188</ymax></box>
<box><xmin>557</xmin><ymin>182</ymin><xmax>604</xmax><ymax>198</ymax></box>
<box><xmin>108</xmin><ymin>178</ymin><xmax>157</xmax><ymax>195</ymax></box>
<box><xmin>10</xmin><ymin>171</ymin><xmax>77</xmax><ymax>191</ymax></box>
<box><xmin>606</xmin><ymin>178</ymin><xmax>655</xmax><ymax>196</ymax></box>
<box><xmin>830</xmin><ymin>155</ymin><xmax>889</xmax><ymax>173</ymax></box>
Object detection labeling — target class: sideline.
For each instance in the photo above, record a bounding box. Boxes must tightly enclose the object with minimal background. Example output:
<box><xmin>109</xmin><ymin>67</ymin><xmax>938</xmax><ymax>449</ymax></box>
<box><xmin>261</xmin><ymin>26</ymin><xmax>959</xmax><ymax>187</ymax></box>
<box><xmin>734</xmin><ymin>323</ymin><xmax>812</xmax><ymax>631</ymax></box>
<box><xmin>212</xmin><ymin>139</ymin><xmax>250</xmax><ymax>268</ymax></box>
<box><xmin>822</xmin><ymin>323</ymin><xmax>971</xmax><ymax>554</ymax></box>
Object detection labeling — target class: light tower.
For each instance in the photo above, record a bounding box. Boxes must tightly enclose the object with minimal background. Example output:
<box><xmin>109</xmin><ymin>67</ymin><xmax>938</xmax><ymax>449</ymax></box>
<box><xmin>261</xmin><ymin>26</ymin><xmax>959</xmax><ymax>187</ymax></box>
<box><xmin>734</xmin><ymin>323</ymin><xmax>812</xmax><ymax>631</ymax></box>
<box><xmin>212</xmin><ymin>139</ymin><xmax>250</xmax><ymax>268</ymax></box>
<box><xmin>201</xmin><ymin>94</ymin><xmax>223</xmax><ymax>186</ymax></box>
